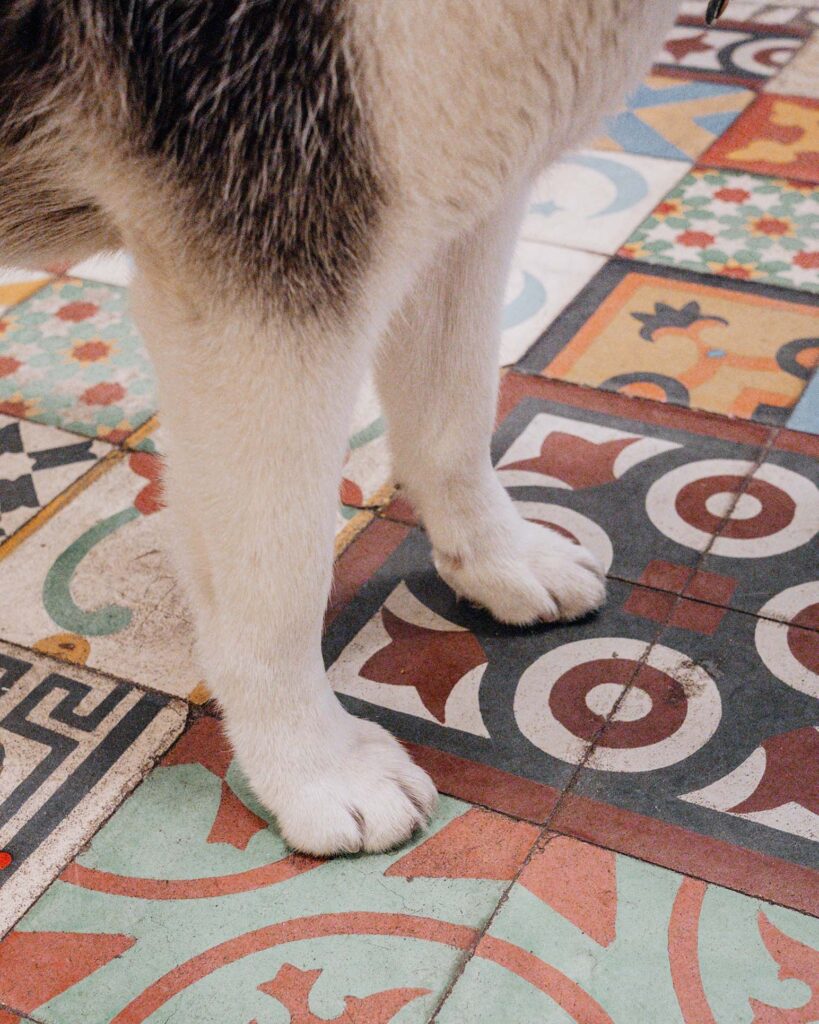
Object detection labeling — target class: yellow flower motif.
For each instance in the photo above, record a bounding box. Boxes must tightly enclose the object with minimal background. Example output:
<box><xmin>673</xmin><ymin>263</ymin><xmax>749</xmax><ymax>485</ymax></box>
<box><xmin>707</xmin><ymin>257</ymin><xmax>758</xmax><ymax>281</ymax></box>
<box><xmin>618</xmin><ymin>241</ymin><xmax>650</xmax><ymax>260</ymax></box>
<box><xmin>653</xmin><ymin>198</ymin><xmax>685</xmax><ymax>219</ymax></box>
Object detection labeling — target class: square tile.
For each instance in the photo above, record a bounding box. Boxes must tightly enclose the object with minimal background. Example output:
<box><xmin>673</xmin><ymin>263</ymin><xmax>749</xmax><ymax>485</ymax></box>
<box><xmin>0</xmin><ymin>643</ymin><xmax>186</xmax><ymax>936</ymax></box>
<box><xmin>594</xmin><ymin>75</ymin><xmax>755</xmax><ymax>161</ymax></box>
<box><xmin>0</xmin><ymin>716</ymin><xmax>537</xmax><ymax>1024</ymax></box>
<box><xmin>655</xmin><ymin>25</ymin><xmax>805</xmax><ymax>85</ymax></box>
<box><xmin>691</xmin><ymin>441</ymin><xmax>819</xmax><ymax>618</ymax></box>
<box><xmin>520</xmin><ymin>151</ymin><xmax>689</xmax><ymax>255</ymax></box>
<box><xmin>701</xmin><ymin>93</ymin><xmax>819</xmax><ymax>183</ymax></box>
<box><xmin>437</xmin><ymin>835</ymin><xmax>819</xmax><ymax>1022</ymax></box>
<box><xmin>516</xmin><ymin>259</ymin><xmax>819</xmax><ymax>422</ymax></box>
<box><xmin>620</xmin><ymin>168</ymin><xmax>819</xmax><ymax>292</ymax></box>
<box><xmin>0</xmin><ymin>451</ymin><xmax>199</xmax><ymax>699</ymax></box>
<box><xmin>0</xmin><ymin>279</ymin><xmax>156</xmax><ymax>443</ymax></box>
<box><xmin>545</xmin><ymin>598</ymin><xmax>818</xmax><ymax>912</ymax></box>
<box><xmin>768</xmin><ymin>30</ymin><xmax>819</xmax><ymax>96</ymax></box>
<box><xmin>65</xmin><ymin>252</ymin><xmax>133</xmax><ymax>288</ymax></box>
<box><xmin>499</xmin><ymin>242</ymin><xmax>605</xmax><ymax>365</ymax></box>
<box><xmin>678</xmin><ymin>0</ymin><xmax>819</xmax><ymax>33</ymax></box>
<box><xmin>0</xmin><ymin>417</ymin><xmax>109</xmax><ymax>542</ymax></box>
<box><xmin>0</xmin><ymin>269</ymin><xmax>51</xmax><ymax>316</ymax></box>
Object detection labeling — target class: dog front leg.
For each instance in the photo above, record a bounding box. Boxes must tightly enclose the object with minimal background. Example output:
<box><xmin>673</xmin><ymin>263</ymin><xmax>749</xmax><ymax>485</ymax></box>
<box><xmin>130</xmin><ymin>273</ymin><xmax>436</xmax><ymax>856</ymax></box>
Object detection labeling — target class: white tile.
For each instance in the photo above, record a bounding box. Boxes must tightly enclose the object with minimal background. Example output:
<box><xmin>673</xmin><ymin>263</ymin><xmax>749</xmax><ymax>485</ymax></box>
<box><xmin>520</xmin><ymin>151</ymin><xmax>689</xmax><ymax>256</ymax></box>
<box><xmin>767</xmin><ymin>32</ymin><xmax>819</xmax><ymax>96</ymax></box>
<box><xmin>67</xmin><ymin>251</ymin><xmax>134</xmax><ymax>287</ymax></box>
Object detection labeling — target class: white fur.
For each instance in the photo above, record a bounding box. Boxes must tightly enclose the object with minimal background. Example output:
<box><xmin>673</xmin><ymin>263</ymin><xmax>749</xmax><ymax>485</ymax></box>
<box><xmin>130</xmin><ymin>0</ymin><xmax>680</xmax><ymax>854</ymax></box>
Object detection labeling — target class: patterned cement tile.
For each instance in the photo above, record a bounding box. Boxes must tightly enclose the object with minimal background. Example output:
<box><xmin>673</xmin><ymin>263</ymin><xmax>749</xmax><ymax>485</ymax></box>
<box><xmin>787</xmin><ymin>368</ymin><xmax>819</xmax><ymax>432</ymax></box>
<box><xmin>0</xmin><ymin>642</ymin><xmax>186</xmax><ymax>938</ymax></box>
<box><xmin>437</xmin><ymin>834</ymin><xmax>819</xmax><ymax>1023</ymax></box>
<box><xmin>519</xmin><ymin>151</ymin><xmax>689</xmax><ymax>256</ymax></box>
<box><xmin>66</xmin><ymin>252</ymin><xmax>133</xmax><ymax>288</ymax></box>
<box><xmin>0</xmin><ymin>416</ymin><xmax>109</xmax><ymax>542</ymax></box>
<box><xmin>655</xmin><ymin>25</ymin><xmax>805</xmax><ymax>86</ymax></box>
<box><xmin>0</xmin><ymin>450</ymin><xmax>199</xmax><ymax>700</ymax></box>
<box><xmin>620</xmin><ymin>168</ymin><xmax>819</xmax><ymax>293</ymax></box>
<box><xmin>593</xmin><ymin>75</ymin><xmax>755</xmax><ymax>162</ymax></box>
<box><xmin>689</xmin><ymin>436</ymin><xmax>819</xmax><ymax>619</ymax></box>
<box><xmin>769</xmin><ymin>31</ymin><xmax>819</xmax><ymax>96</ymax></box>
<box><xmin>515</xmin><ymin>259</ymin><xmax>819</xmax><ymax>423</ymax></box>
<box><xmin>0</xmin><ymin>279</ymin><xmax>156</xmax><ymax>444</ymax></box>
<box><xmin>0</xmin><ymin>716</ymin><xmax>538</xmax><ymax>1024</ymax></box>
<box><xmin>545</xmin><ymin>593</ymin><xmax>818</xmax><ymax>914</ymax></box>
<box><xmin>678</xmin><ymin>0</ymin><xmax>819</xmax><ymax>33</ymax></box>
<box><xmin>500</xmin><ymin>242</ymin><xmax>605</xmax><ymax>366</ymax></box>
<box><xmin>0</xmin><ymin>269</ymin><xmax>51</xmax><ymax>316</ymax></box>
<box><xmin>701</xmin><ymin>93</ymin><xmax>819</xmax><ymax>183</ymax></box>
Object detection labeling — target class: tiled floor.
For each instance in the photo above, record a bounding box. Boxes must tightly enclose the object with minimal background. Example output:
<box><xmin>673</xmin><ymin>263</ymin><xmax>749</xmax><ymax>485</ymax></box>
<box><xmin>0</xmin><ymin>8</ymin><xmax>817</xmax><ymax>1024</ymax></box>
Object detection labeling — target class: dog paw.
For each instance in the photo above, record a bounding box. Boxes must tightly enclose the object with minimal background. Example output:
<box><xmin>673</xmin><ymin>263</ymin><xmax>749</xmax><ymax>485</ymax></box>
<box><xmin>434</xmin><ymin>518</ymin><xmax>606</xmax><ymax>625</ymax></box>
<box><xmin>268</xmin><ymin>716</ymin><xmax>437</xmax><ymax>857</ymax></box>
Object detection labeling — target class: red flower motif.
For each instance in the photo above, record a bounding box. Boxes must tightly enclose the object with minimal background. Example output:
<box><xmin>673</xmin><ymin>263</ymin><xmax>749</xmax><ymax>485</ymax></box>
<box><xmin>750</xmin><ymin>216</ymin><xmax>792</xmax><ymax>237</ymax></box>
<box><xmin>0</xmin><ymin>399</ymin><xmax>31</xmax><ymax>418</ymax></box>
<box><xmin>129</xmin><ymin>452</ymin><xmax>165</xmax><ymax>515</ymax></box>
<box><xmin>794</xmin><ymin>250</ymin><xmax>819</xmax><ymax>269</ymax></box>
<box><xmin>56</xmin><ymin>301</ymin><xmax>99</xmax><ymax>322</ymax></box>
<box><xmin>0</xmin><ymin>356</ymin><xmax>21</xmax><ymax>378</ymax></box>
<box><xmin>655</xmin><ymin>199</ymin><xmax>682</xmax><ymax>217</ymax></box>
<box><xmin>676</xmin><ymin>230</ymin><xmax>715</xmax><ymax>248</ymax></box>
<box><xmin>0</xmin><ymin>318</ymin><xmax>11</xmax><ymax>335</ymax></box>
<box><xmin>70</xmin><ymin>340</ymin><xmax>111</xmax><ymax>362</ymax></box>
<box><xmin>80</xmin><ymin>381</ymin><xmax>126</xmax><ymax>406</ymax></box>
<box><xmin>722</xmin><ymin>265</ymin><xmax>754</xmax><ymax>280</ymax></box>
<box><xmin>714</xmin><ymin>187</ymin><xmax>750</xmax><ymax>203</ymax></box>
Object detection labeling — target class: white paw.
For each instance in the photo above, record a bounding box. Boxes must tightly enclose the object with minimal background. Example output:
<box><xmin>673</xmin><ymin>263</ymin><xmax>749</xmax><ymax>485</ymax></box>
<box><xmin>434</xmin><ymin>518</ymin><xmax>606</xmax><ymax>625</ymax></box>
<box><xmin>262</xmin><ymin>715</ymin><xmax>437</xmax><ymax>857</ymax></box>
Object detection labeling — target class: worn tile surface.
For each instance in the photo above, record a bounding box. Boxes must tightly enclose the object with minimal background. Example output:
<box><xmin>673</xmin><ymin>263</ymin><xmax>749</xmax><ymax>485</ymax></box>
<box><xmin>438</xmin><ymin>835</ymin><xmax>819</xmax><ymax>1023</ymax></box>
<box><xmin>620</xmin><ymin>168</ymin><xmax>819</xmax><ymax>292</ymax></box>
<box><xmin>520</xmin><ymin>151</ymin><xmax>688</xmax><ymax>256</ymax></box>
<box><xmin>594</xmin><ymin>75</ymin><xmax>755</xmax><ymax>161</ymax></box>
<box><xmin>0</xmin><ymin>716</ymin><xmax>537</xmax><ymax>1024</ymax></box>
<box><xmin>0</xmin><ymin>643</ymin><xmax>186</xmax><ymax>937</ymax></box>
<box><xmin>701</xmin><ymin>92</ymin><xmax>819</xmax><ymax>181</ymax></box>
<box><xmin>516</xmin><ymin>259</ymin><xmax>819</xmax><ymax>422</ymax></box>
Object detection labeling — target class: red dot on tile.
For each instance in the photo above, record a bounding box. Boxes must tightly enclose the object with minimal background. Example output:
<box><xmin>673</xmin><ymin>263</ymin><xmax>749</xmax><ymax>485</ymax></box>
<box><xmin>0</xmin><ymin>851</ymin><xmax>12</xmax><ymax>870</ymax></box>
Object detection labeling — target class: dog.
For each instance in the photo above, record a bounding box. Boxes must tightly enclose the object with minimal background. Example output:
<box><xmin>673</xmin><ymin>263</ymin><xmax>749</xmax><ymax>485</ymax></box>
<box><xmin>0</xmin><ymin>0</ymin><xmax>683</xmax><ymax>855</ymax></box>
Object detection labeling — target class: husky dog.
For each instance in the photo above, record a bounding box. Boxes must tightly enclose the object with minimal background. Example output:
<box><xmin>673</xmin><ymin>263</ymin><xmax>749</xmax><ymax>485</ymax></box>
<box><xmin>0</xmin><ymin>0</ymin><xmax>681</xmax><ymax>855</ymax></box>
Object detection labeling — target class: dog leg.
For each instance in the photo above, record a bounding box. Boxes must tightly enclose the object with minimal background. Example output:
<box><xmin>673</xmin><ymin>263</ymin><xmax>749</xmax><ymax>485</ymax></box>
<box><xmin>377</xmin><ymin>195</ymin><xmax>606</xmax><ymax>625</ymax></box>
<box><xmin>130</xmin><ymin>272</ymin><xmax>436</xmax><ymax>856</ymax></box>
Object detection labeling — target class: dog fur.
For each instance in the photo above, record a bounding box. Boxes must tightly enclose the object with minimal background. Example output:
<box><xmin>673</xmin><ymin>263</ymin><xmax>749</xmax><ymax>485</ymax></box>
<box><xmin>0</xmin><ymin>0</ymin><xmax>681</xmax><ymax>854</ymax></box>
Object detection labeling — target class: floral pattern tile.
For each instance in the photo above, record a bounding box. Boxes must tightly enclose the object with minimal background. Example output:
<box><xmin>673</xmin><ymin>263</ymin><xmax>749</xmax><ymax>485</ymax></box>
<box><xmin>0</xmin><ymin>643</ymin><xmax>186</xmax><ymax>937</ymax></box>
<box><xmin>516</xmin><ymin>258</ymin><xmax>819</xmax><ymax>423</ymax></box>
<box><xmin>656</xmin><ymin>25</ymin><xmax>805</xmax><ymax>85</ymax></box>
<box><xmin>701</xmin><ymin>92</ymin><xmax>819</xmax><ymax>182</ymax></box>
<box><xmin>594</xmin><ymin>75</ymin><xmax>755</xmax><ymax>161</ymax></box>
<box><xmin>438</xmin><ymin>835</ymin><xmax>819</xmax><ymax>1023</ymax></box>
<box><xmin>0</xmin><ymin>279</ymin><xmax>156</xmax><ymax>444</ymax></box>
<box><xmin>0</xmin><ymin>716</ymin><xmax>537</xmax><ymax>1024</ymax></box>
<box><xmin>520</xmin><ymin>151</ymin><xmax>689</xmax><ymax>256</ymax></box>
<box><xmin>620</xmin><ymin>168</ymin><xmax>819</xmax><ymax>292</ymax></box>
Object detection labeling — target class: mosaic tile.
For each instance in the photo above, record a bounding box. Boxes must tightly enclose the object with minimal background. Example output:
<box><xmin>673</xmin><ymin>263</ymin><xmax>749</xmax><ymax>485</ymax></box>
<box><xmin>0</xmin><ymin>416</ymin><xmax>109</xmax><ymax>542</ymax></box>
<box><xmin>702</xmin><ymin>93</ymin><xmax>819</xmax><ymax>183</ymax></box>
<box><xmin>678</xmin><ymin>0</ymin><xmax>819</xmax><ymax>33</ymax></box>
<box><xmin>65</xmin><ymin>252</ymin><xmax>133</xmax><ymax>288</ymax></box>
<box><xmin>545</xmin><ymin>592</ymin><xmax>818</xmax><ymax>913</ymax></box>
<box><xmin>594</xmin><ymin>75</ymin><xmax>755</xmax><ymax>161</ymax></box>
<box><xmin>0</xmin><ymin>643</ymin><xmax>186</xmax><ymax>937</ymax></box>
<box><xmin>516</xmin><ymin>259</ymin><xmax>819</xmax><ymax>423</ymax></box>
<box><xmin>0</xmin><ymin>716</ymin><xmax>537</xmax><ymax>1024</ymax></box>
<box><xmin>520</xmin><ymin>151</ymin><xmax>688</xmax><ymax>256</ymax></box>
<box><xmin>438</xmin><ymin>835</ymin><xmax>819</xmax><ymax>1023</ymax></box>
<box><xmin>499</xmin><ymin>242</ymin><xmax>605</xmax><ymax>365</ymax></box>
<box><xmin>769</xmin><ymin>30</ymin><xmax>819</xmax><ymax>96</ymax></box>
<box><xmin>655</xmin><ymin>25</ymin><xmax>805</xmax><ymax>86</ymax></box>
<box><xmin>0</xmin><ymin>269</ymin><xmax>51</xmax><ymax>316</ymax></box>
<box><xmin>787</xmin><ymin>368</ymin><xmax>819</xmax><ymax>432</ymax></box>
<box><xmin>0</xmin><ymin>279</ymin><xmax>156</xmax><ymax>443</ymax></box>
<box><xmin>690</xmin><ymin>441</ymin><xmax>819</xmax><ymax>618</ymax></box>
<box><xmin>0</xmin><ymin>451</ymin><xmax>199</xmax><ymax>699</ymax></box>
<box><xmin>620</xmin><ymin>168</ymin><xmax>819</xmax><ymax>292</ymax></box>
